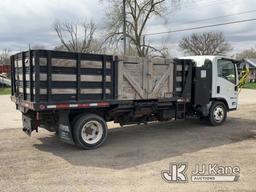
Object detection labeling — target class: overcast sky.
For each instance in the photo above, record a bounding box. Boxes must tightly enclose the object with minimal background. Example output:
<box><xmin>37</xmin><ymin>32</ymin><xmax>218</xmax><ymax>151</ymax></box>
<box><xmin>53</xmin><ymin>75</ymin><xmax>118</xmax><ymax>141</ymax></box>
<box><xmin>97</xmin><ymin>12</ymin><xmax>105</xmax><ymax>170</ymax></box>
<box><xmin>0</xmin><ymin>0</ymin><xmax>256</xmax><ymax>56</ymax></box>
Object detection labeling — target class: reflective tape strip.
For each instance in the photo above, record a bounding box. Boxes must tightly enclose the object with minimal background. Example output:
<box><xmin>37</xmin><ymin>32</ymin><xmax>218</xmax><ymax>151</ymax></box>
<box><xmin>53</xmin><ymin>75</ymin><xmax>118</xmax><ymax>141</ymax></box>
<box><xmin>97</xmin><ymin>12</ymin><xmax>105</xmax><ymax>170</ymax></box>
<box><xmin>78</xmin><ymin>103</ymin><xmax>90</xmax><ymax>107</ymax></box>
<box><xmin>47</xmin><ymin>105</ymin><xmax>57</xmax><ymax>109</ymax></box>
<box><xmin>56</xmin><ymin>104</ymin><xmax>69</xmax><ymax>109</ymax></box>
<box><xmin>97</xmin><ymin>102</ymin><xmax>109</xmax><ymax>107</ymax></box>
<box><xmin>46</xmin><ymin>102</ymin><xmax>109</xmax><ymax>109</ymax></box>
<box><xmin>69</xmin><ymin>104</ymin><xmax>79</xmax><ymax>108</ymax></box>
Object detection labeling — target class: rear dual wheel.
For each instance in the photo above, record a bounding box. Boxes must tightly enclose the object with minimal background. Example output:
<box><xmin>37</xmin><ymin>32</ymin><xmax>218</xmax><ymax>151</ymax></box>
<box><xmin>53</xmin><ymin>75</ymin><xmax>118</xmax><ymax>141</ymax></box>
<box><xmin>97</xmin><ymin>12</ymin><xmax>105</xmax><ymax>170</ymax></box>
<box><xmin>72</xmin><ymin>114</ymin><xmax>107</xmax><ymax>149</ymax></box>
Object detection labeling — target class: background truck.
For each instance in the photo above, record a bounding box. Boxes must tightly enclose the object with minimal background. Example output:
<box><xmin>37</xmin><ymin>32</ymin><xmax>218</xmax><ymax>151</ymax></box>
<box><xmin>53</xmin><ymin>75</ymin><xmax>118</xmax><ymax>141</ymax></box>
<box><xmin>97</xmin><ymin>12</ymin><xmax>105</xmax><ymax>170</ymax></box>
<box><xmin>10</xmin><ymin>50</ymin><xmax>239</xmax><ymax>149</ymax></box>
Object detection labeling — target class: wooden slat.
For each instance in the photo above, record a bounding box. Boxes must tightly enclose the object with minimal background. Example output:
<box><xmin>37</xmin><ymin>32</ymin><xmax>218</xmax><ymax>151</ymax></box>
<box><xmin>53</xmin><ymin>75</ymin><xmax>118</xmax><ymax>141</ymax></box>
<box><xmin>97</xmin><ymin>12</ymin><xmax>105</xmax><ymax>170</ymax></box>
<box><xmin>39</xmin><ymin>59</ymin><xmax>111</xmax><ymax>69</ymax></box>
<box><xmin>80</xmin><ymin>75</ymin><xmax>111</xmax><ymax>82</ymax></box>
<box><xmin>176</xmin><ymin>76</ymin><xmax>182</xmax><ymax>82</ymax></box>
<box><xmin>81</xmin><ymin>60</ymin><xmax>111</xmax><ymax>69</ymax></box>
<box><xmin>17</xmin><ymin>60</ymin><xmax>23</xmax><ymax>68</ymax></box>
<box><xmin>38</xmin><ymin>74</ymin><xmax>76</xmax><ymax>81</ymax></box>
<box><xmin>142</xmin><ymin>57</ymin><xmax>148</xmax><ymax>98</ymax></box>
<box><xmin>147</xmin><ymin>58</ymin><xmax>153</xmax><ymax>93</ymax></box>
<box><xmin>24</xmin><ymin>88</ymin><xmax>47</xmax><ymax>95</ymax></box>
<box><xmin>150</xmin><ymin>65</ymin><xmax>171</xmax><ymax>97</ymax></box>
<box><xmin>176</xmin><ymin>65</ymin><xmax>182</xmax><ymax>71</ymax></box>
<box><xmin>117</xmin><ymin>59</ymin><xmax>123</xmax><ymax>98</ymax></box>
<box><xmin>123</xmin><ymin>68</ymin><xmax>144</xmax><ymax>98</ymax></box>
<box><xmin>80</xmin><ymin>88</ymin><xmax>111</xmax><ymax>94</ymax></box>
<box><xmin>52</xmin><ymin>89</ymin><xmax>76</xmax><ymax>94</ymax></box>
<box><xmin>37</xmin><ymin>73</ymin><xmax>112</xmax><ymax>82</ymax></box>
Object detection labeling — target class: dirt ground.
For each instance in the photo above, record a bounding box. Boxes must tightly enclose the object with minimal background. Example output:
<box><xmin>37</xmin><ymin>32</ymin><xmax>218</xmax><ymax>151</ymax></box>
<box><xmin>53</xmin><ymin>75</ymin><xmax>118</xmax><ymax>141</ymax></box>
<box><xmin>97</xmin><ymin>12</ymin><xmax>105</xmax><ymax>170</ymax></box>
<box><xmin>0</xmin><ymin>90</ymin><xmax>256</xmax><ymax>192</ymax></box>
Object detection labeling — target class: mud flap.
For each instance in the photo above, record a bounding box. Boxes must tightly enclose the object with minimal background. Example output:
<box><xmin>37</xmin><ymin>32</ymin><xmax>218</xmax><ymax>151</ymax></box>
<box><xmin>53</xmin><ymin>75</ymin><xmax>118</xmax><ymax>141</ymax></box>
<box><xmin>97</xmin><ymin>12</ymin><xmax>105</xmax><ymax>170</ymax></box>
<box><xmin>22</xmin><ymin>114</ymin><xmax>38</xmax><ymax>136</ymax></box>
<box><xmin>58</xmin><ymin>111</ymin><xmax>74</xmax><ymax>145</ymax></box>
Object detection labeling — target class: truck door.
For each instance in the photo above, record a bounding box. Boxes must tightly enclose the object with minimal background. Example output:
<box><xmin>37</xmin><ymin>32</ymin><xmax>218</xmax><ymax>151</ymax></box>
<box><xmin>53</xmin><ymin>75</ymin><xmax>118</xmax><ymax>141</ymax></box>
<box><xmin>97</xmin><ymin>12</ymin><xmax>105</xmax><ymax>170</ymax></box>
<box><xmin>215</xmin><ymin>59</ymin><xmax>238</xmax><ymax>109</ymax></box>
<box><xmin>193</xmin><ymin>59</ymin><xmax>212</xmax><ymax>106</ymax></box>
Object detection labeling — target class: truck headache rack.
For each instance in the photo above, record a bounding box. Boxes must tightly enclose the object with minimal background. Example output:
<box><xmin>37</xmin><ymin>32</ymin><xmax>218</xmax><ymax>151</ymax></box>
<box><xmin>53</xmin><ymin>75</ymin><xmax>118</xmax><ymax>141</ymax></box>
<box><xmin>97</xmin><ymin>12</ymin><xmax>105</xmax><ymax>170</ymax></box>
<box><xmin>173</xmin><ymin>59</ymin><xmax>193</xmax><ymax>120</ymax></box>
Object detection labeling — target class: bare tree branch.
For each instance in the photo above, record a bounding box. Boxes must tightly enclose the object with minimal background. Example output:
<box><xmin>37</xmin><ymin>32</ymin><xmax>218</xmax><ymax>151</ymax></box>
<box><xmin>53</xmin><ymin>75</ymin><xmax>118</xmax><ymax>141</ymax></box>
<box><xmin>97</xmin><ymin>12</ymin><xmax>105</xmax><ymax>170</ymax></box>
<box><xmin>103</xmin><ymin>0</ymin><xmax>179</xmax><ymax>57</ymax></box>
<box><xmin>0</xmin><ymin>49</ymin><xmax>10</xmax><ymax>65</ymax></box>
<box><xmin>53</xmin><ymin>20</ymin><xmax>104</xmax><ymax>53</ymax></box>
<box><xmin>179</xmin><ymin>32</ymin><xmax>233</xmax><ymax>55</ymax></box>
<box><xmin>235</xmin><ymin>47</ymin><xmax>256</xmax><ymax>60</ymax></box>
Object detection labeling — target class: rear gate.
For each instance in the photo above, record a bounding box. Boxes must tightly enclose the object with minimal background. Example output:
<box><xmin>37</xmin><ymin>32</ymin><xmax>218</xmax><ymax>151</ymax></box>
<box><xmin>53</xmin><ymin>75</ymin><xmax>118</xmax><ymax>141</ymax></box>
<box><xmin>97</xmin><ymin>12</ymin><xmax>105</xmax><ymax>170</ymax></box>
<box><xmin>11</xmin><ymin>51</ymin><xmax>35</xmax><ymax>102</ymax></box>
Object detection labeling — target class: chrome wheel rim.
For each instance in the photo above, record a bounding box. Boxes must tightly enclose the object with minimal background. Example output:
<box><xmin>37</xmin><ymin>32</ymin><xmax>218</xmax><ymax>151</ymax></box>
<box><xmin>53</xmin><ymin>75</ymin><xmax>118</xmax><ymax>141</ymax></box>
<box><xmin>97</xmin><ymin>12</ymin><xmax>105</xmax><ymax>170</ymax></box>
<box><xmin>213</xmin><ymin>105</ymin><xmax>224</xmax><ymax>122</ymax></box>
<box><xmin>81</xmin><ymin>121</ymin><xmax>103</xmax><ymax>144</ymax></box>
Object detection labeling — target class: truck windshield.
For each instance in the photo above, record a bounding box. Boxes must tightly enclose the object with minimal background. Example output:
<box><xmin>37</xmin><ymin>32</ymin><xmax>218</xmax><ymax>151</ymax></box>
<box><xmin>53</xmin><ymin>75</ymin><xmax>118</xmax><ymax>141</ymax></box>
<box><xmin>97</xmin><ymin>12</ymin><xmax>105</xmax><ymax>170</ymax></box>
<box><xmin>217</xmin><ymin>59</ymin><xmax>236</xmax><ymax>84</ymax></box>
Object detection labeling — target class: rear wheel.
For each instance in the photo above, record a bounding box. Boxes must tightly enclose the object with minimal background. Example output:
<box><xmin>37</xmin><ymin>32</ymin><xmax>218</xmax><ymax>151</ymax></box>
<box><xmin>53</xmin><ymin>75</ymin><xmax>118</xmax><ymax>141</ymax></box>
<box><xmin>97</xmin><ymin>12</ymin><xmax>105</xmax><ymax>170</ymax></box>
<box><xmin>72</xmin><ymin>114</ymin><xmax>107</xmax><ymax>149</ymax></box>
<box><xmin>209</xmin><ymin>101</ymin><xmax>227</xmax><ymax>126</ymax></box>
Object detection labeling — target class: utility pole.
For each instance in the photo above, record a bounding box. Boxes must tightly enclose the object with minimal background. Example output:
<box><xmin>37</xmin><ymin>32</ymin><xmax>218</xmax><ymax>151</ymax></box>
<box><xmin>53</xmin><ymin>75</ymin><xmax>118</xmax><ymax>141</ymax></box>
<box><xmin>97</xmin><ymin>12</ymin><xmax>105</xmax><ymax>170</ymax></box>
<box><xmin>123</xmin><ymin>0</ymin><xmax>127</xmax><ymax>56</ymax></box>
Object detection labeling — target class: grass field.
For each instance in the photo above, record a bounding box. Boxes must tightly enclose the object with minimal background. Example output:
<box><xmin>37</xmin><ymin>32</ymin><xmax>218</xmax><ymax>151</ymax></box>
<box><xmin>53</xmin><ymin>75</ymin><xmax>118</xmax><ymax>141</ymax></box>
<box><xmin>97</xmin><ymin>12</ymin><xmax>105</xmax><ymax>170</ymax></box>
<box><xmin>0</xmin><ymin>87</ymin><xmax>11</xmax><ymax>95</ymax></box>
<box><xmin>243</xmin><ymin>82</ymin><xmax>256</xmax><ymax>89</ymax></box>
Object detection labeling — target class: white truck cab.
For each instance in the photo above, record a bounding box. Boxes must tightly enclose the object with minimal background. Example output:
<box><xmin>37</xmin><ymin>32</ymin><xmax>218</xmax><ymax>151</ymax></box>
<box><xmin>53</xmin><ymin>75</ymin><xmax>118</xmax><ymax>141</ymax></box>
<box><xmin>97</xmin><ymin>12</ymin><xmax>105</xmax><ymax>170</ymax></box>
<box><xmin>180</xmin><ymin>56</ymin><xmax>239</xmax><ymax>125</ymax></box>
<box><xmin>182</xmin><ymin>56</ymin><xmax>238</xmax><ymax>110</ymax></box>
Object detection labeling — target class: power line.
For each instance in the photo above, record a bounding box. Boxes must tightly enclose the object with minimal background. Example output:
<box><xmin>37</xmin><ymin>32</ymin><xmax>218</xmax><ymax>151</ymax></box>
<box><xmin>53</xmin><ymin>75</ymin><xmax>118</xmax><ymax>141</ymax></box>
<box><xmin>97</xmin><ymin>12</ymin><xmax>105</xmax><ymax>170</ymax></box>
<box><xmin>170</xmin><ymin>9</ymin><xmax>256</xmax><ymax>25</ymax></box>
<box><xmin>164</xmin><ymin>0</ymin><xmax>236</xmax><ymax>15</ymax></box>
<box><xmin>145</xmin><ymin>18</ymin><xmax>256</xmax><ymax>36</ymax></box>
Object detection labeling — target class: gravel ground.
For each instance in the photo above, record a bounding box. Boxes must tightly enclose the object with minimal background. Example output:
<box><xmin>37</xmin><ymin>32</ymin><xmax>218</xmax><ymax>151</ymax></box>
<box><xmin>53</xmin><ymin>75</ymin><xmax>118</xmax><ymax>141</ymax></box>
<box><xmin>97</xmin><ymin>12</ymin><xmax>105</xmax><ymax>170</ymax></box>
<box><xmin>0</xmin><ymin>90</ymin><xmax>255</xmax><ymax>192</ymax></box>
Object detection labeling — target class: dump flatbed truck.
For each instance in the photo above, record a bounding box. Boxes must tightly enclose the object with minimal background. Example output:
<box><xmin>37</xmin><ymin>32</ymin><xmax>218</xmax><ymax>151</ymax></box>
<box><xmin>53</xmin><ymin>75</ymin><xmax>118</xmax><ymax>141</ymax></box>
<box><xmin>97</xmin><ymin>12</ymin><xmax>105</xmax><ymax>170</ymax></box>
<box><xmin>10</xmin><ymin>50</ymin><xmax>239</xmax><ymax>149</ymax></box>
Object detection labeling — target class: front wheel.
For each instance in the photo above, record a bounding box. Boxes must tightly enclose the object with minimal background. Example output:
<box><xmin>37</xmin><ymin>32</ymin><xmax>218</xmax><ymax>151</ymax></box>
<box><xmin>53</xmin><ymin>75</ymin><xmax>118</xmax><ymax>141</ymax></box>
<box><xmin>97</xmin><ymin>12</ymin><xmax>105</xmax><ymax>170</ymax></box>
<box><xmin>209</xmin><ymin>101</ymin><xmax>227</xmax><ymax>126</ymax></box>
<box><xmin>72</xmin><ymin>114</ymin><xmax>108</xmax><ymax>149</ymax></box>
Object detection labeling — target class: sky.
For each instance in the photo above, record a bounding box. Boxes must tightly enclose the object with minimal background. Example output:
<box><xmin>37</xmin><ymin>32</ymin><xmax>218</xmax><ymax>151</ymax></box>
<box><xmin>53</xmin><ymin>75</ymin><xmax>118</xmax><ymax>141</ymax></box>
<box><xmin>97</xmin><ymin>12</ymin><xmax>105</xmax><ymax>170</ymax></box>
<box><xmin>0</xmin><ymin>0</ymin><xmax>256</xmax><ymax>56</ymax></box>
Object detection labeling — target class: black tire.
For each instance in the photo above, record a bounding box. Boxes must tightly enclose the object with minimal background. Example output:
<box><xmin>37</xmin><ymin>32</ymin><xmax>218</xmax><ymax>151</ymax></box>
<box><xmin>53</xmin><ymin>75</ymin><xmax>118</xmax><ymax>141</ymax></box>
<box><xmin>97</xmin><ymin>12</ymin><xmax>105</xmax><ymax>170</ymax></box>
<box><xmin>72</xmin><ymin>114</ymin><xmax>108</xmax><ymax>149</ymax></box>
<box><xmin>209</xmin><ymin>101</ymin><xmax>227</xmax><ymax>126</ymax></box>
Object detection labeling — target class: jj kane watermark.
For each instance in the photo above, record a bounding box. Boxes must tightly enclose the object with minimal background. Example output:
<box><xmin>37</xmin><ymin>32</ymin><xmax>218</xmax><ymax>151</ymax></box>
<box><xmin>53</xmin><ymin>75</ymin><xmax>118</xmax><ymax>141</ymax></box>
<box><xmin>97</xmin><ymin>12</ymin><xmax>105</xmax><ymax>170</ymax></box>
<box><xmin>161</xmin><ymin>163</ymin><xmax>240</xmax><ymax>183</ymax></box>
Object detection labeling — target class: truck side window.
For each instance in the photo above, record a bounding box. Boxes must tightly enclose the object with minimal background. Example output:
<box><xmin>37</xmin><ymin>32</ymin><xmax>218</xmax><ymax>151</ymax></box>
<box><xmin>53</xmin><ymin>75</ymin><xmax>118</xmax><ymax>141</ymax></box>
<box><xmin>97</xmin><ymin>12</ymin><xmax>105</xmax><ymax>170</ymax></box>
<box><xmin>217</xmin><ymin>59</ymin><xmax>236</xmax><ymax>84</ymax></box>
